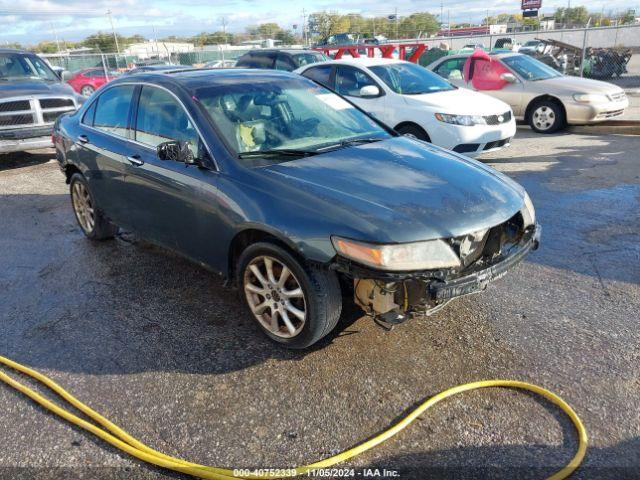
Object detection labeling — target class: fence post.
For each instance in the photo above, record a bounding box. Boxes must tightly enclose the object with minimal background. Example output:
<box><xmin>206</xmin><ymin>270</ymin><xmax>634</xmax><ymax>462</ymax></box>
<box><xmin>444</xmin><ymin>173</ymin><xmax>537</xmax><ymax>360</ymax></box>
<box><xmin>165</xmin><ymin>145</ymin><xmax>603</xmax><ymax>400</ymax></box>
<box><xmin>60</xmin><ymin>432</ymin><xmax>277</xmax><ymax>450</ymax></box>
<box><xmin>580</xmin><ymin>26</ymin><xmax>588</xmax><ymax>77</ymax></box>
<box><xmin>101</xmin><ymin>54</ymin><xmax>110</xmax><ymax>81</ymax></box>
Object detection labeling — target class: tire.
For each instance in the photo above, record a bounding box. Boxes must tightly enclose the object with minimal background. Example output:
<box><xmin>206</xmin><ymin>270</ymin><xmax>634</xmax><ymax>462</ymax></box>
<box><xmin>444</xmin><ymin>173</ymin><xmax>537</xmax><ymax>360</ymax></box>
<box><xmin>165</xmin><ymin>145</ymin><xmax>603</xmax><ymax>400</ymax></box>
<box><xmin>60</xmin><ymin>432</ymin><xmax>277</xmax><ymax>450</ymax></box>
<box><xmin>528</xmin><ymin>99</ymin><xmax>566</xmax><ymax>134</ymax></box>
<box><xmin>80</xmin><ymin>85</ymin><xmax>95</xmax><ymax>97</ymax></box>
<box><xmin>69</xmin><ymin>173</ymin><xmax>118</xmax><ymax>241</ymax></box>
<box><xmin>237</xmin><ymin>242</ymin><xmax>342</xmax><ymax>349</ymax></box>
<box><xmin>396</xmin><ymin>123</ymin><xmax>430</xmax><ymax>142</ymax></box>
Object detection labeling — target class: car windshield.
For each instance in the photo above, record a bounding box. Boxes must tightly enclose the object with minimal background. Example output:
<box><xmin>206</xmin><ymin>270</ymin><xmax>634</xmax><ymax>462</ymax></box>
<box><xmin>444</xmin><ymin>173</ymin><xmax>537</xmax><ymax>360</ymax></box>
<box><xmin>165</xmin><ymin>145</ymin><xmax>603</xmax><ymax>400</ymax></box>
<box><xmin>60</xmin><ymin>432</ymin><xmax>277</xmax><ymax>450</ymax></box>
<box><xmin>0</xmin><ymin>53</ymin><xmax>58</xmax><ymax>81</ymax></box>
<box><xmin>370</xmin><ymin>62</ymin><xmax>455</xmax><ymax>95</ymax></box>
<box><xmin>293</xmin><ymin>53</ymin><xmax>328</xmax><ymax>67</ymax></box>
<box><xmin>195</xmin><ymin>76</ymin><xmax>390</xmax><ymax>165</ymax></box>
<box><xmin>502</xmin><ymin>54</ymin><xmax>561</xmax><ymax>81</ymax></box>
<box><xmin>524</xmin><ymin>41</ymin><xmax>540</xmax><ymax>47</ymax></box>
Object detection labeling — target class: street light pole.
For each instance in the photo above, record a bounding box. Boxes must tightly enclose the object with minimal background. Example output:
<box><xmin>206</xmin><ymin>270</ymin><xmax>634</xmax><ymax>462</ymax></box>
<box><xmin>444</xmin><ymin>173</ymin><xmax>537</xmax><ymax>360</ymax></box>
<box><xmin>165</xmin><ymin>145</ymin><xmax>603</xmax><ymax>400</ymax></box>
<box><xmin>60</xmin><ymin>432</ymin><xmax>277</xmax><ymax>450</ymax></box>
<box><xmin>106</xmin><ymin>9</ymin><xmax>120</xmax><ymax>54</ymax></box>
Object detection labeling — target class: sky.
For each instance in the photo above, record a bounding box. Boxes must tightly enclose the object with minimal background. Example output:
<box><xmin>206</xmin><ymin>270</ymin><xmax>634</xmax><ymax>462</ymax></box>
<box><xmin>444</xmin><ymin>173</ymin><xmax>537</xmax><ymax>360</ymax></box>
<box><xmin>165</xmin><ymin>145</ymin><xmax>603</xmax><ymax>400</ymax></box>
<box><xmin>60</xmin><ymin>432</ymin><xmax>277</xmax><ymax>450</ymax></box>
<box><xmin>1</xmin><ymin>0</ymin><xmax>638</xmax><ymax>45</ymax></box>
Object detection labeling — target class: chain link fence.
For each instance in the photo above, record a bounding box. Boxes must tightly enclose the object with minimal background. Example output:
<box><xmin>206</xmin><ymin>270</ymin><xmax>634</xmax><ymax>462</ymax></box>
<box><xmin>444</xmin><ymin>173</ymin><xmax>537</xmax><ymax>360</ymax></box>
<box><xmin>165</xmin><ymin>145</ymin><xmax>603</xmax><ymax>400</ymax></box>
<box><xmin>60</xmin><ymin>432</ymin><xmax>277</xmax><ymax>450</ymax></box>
<box><xmin>414</xmin><ymin>23</ymin><xmax>640</xmax><ymax>90</ymax></box>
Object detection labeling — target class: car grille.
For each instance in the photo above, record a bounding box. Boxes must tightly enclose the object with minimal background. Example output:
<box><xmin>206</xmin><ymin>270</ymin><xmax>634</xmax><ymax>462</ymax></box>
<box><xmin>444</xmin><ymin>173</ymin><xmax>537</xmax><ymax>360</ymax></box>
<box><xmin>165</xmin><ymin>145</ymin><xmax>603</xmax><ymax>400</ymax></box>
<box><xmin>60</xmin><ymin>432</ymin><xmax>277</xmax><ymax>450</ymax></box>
<box><xmin>484</xmin><ymin>138</ymin><xmax>511</xmax><ymax>151</ymax></box>
<box><xmin>0</xmin><ymin>100</ymin><xmax>31</xmax><ymax>112</ymax></box>
<box><xmin>596</xmin><ymin>109</ymin><xmax>625</xmax><ymax>119</ymax></box>
<box><xmin>608</xmin><ymin>92</ymin><xmax>626</xmax><ymax>102</ymax></box>
<box><xmin>483</xmin><ymin>111</ymin><xmax>512</xmax><ymax>125</ymax></box>
<box><xmin>0</xmin><ymin>96</ymin><xmax>77</xmax><ymax>131</ymax></box>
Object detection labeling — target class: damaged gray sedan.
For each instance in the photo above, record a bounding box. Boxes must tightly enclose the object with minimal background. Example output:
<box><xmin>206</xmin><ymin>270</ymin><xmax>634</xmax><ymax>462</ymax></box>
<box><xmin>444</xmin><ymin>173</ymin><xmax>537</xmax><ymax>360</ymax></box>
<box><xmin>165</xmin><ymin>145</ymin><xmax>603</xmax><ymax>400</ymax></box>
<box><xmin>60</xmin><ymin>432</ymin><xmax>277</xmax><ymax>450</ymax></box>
<box><xmin>54</xmin><ymin>70</ymin><xmax>539</xmax><ymax>348</ymax></box>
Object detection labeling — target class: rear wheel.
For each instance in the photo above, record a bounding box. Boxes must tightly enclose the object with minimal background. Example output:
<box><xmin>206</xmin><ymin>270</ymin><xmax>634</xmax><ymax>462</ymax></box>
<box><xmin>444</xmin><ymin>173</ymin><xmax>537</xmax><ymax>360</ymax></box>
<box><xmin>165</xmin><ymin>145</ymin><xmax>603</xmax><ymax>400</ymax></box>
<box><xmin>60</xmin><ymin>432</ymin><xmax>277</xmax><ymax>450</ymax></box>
<box><xmin>528</xmin><ymin>99</ymin><xmax>566</xmax><ymax>134</ymax></box>
<box><xmin>237</xmin><ymin>242</ymin><xmax>342</xmax><ymax>349</ymax></box>
<box><xmin>80</xmin><ymin>85</ymin><xmax>95</xmax><ymax>96</ymax></box>
<box><xmin>396</xmin><ymin>123</ymin><xmax>430</xmax><ymax>142</ymax></box>
<box><xmin>69</xmin><ymin>173</ymin><xmax>118</xmax><ymax>241</ymax></box>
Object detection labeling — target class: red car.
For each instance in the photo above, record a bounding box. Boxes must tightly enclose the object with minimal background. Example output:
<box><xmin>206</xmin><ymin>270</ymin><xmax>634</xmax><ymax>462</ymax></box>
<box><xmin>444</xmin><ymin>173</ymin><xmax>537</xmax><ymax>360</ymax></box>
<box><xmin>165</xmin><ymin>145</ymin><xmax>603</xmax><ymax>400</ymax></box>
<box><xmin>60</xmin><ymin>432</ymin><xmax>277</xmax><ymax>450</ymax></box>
<box><xmin>66</xmin><ymin>68</ymin><xmax>116</xmax><ymax>96</ymax></box>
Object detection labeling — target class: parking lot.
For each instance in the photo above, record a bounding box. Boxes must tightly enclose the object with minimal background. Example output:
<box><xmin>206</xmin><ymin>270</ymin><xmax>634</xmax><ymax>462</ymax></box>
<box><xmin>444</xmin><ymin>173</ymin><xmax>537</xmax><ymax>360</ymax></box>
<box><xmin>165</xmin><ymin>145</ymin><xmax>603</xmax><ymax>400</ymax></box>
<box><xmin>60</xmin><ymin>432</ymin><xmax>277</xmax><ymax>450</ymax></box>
<box><xmin>0</xmin><ymin>128</ymin><xmax>639</xmax><ymax>479</ymax></box>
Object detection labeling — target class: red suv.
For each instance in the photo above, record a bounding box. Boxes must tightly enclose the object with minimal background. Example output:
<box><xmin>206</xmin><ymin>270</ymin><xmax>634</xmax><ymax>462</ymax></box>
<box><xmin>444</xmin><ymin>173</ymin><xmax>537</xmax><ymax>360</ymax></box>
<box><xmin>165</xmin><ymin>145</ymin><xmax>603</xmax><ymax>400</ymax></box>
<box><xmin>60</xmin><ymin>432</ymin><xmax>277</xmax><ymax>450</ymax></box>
<box><xmin>66</xmin><ymin>68</ymin><xmax>116</xmax><ymax>96</ymax></box>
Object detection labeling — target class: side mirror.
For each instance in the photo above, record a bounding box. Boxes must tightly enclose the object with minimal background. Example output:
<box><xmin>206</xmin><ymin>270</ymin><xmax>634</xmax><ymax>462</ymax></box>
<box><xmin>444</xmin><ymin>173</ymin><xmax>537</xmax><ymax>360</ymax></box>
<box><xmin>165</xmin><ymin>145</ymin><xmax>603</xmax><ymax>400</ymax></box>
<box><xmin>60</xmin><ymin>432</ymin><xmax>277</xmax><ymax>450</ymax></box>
<box><xmin>157</xmin><ymin>141</ymin><xmax>196</xmax><ymax>165</ymax></box>
<box><xmin>359</xmin><ymin>85</ymin><xmax>380</xmax><ymax>97</ymax></box>
<box><xmin>61</xmin><ymin>70</ymin><xmax>73</xmax><ymax>82</ymax></box>
<box><xmin>500</xmin><ymin>73</ymin><xmax>517</xmax><ymax>83</ymax></box>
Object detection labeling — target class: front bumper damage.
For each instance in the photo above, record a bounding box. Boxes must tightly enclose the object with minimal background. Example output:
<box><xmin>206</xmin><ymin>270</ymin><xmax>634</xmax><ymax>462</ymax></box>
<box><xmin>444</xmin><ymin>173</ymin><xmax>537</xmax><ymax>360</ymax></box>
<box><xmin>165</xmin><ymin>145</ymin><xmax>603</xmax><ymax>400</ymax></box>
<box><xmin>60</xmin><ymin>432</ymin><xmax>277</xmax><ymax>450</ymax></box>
<box><xmin>335</xmin><ymin>223</ymin><xmax>541</xmax><ymax>322</ymax></box>
<box><xmin>430</xmin><ymin>224</ymin><xmax>540</xmax><ymax>301</ymax></box>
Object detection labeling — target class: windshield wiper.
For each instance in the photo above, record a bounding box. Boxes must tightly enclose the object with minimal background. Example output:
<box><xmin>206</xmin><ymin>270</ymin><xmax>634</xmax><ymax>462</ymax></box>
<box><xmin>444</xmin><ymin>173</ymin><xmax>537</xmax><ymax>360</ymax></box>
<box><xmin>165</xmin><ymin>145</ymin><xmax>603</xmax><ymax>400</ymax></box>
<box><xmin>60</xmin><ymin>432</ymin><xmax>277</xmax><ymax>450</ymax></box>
<box><xmin>238</xmin><ymin>148</ymin><xmax>319</xmax><ymax>159</ymax></box>
<box><xmin>317</xmin><ymin>137</ymin><xmax>384</xmax><ymax>152</ymax></box>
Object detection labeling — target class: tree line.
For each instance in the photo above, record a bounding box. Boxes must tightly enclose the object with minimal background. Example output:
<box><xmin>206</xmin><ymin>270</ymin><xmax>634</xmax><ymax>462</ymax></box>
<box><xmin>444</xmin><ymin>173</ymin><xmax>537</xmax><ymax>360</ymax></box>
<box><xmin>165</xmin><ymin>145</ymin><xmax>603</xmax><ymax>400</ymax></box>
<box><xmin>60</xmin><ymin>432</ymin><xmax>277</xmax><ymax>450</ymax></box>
<box><xmin>20</xmin><ymin>6</ymin><xmax>640</xmax><ymax>54</ymax></box>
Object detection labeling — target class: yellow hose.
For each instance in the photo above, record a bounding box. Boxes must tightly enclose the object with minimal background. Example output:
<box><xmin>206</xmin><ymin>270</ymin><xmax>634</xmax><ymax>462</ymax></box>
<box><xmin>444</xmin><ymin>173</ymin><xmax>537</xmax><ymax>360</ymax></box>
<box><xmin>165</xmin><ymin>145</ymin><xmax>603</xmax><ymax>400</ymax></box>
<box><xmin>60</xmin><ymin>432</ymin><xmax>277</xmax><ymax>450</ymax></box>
<box><xmin>0</xmin><ymin>354</ymin><xmax>587</xmax><ymax>480</ymax></box>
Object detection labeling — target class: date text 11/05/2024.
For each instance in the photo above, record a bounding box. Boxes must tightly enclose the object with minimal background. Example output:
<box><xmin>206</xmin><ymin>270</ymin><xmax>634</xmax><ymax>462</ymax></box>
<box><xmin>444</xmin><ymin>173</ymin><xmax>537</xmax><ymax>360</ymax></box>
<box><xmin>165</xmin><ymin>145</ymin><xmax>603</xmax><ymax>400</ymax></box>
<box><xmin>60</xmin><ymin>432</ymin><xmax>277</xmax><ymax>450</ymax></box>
<box><xmin>231</xmin><ymin>469</ymin><xmax>400</xmax><ymax>477</ymax></box>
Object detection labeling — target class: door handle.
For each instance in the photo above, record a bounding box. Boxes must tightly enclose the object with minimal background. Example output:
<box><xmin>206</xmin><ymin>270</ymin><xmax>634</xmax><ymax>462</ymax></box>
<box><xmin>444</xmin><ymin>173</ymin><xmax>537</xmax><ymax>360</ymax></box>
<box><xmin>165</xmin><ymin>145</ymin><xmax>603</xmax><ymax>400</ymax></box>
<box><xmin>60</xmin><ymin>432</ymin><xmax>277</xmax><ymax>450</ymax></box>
<box><xmin>126</xmin><ymin>154</ymin><xmax>144</xmax><ymax>166</ymax></box>
<box><xmin>77</xmin><ymin>134</ymin><xmax>89</xmax><ymax>144</ymax></box>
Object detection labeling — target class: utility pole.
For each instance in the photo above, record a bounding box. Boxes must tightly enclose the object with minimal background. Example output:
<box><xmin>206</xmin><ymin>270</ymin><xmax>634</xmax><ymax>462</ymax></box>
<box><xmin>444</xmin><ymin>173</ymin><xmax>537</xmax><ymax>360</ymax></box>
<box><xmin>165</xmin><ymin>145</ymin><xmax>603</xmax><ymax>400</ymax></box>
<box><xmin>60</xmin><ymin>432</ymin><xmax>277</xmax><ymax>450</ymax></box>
<box><xmin>106</xmin><ymin>10</ymin><xmax>120</xmax><ymax>54</ymax></box>
<box><xmin>302</xmin><ymin>9</ymin><xmax>307</xmax><ymax>46</ymax></box>
<box><xmin>220</xmin><ymin>17</ymin><xmax>228</xmax><ymax>44</ymax></box>
<box><xmin>395</xmin><ymin>7</ymin><xmax>399</xmax><ymax>40</ymax></box>
<box><xmin>50</xmin><ymin>23</ymin><xmax>61</xmax><ymax>53</ymax></box>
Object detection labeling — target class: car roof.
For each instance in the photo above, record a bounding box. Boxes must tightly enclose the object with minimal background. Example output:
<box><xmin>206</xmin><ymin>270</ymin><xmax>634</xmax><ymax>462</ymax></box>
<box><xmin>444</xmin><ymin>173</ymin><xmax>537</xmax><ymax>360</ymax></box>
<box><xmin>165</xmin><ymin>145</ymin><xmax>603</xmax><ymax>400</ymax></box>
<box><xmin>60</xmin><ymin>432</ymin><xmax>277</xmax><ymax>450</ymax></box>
<box><xmin>244</xmin><ymin>49</ymin><xmax>322</xmax><ymax>55</ymax></box>
<box><xmin>111</xmin><ymin>68</ymin><xmax>302</xmax><ymax>92</ymax></box>
<box><xmin>434</xmin><ymin>51</ymin><xmax>520</xmax><ymax>61</ymax></box>
<box><xmin>299</xmin><ymin>57</ymin><xmax>405</xmax><ymax>69</ymax></box>
<box><xmin>0</xmin><ymin>48</ymin><xmax>34</xmax><ymax>55</ymax></box>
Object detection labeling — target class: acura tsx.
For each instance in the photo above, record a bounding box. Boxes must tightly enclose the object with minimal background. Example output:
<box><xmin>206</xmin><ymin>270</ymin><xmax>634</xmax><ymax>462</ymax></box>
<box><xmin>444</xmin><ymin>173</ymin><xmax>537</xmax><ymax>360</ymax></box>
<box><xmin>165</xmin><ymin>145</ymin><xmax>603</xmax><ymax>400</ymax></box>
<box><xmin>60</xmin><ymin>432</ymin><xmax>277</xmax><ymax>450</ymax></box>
<box><xmin>53</xmin><ymin>68</ymin><xmax>540</xmax><ymax>348</ymax></box>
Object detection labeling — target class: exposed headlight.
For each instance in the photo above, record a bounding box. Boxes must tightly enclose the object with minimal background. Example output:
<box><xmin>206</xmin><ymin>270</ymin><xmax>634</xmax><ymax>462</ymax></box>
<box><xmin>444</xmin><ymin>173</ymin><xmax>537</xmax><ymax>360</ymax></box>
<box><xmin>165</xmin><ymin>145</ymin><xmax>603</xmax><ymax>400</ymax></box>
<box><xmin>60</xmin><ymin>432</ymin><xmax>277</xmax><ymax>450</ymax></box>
<box><xmin>332</xmin><ymin>236</ymin><xmax>461</xmax><ymax>271</ymax></box>
<box><xmin>435</xmin><ymin>113</ymin><xmax>486</xmax><ymax>126</ymax></box>
<box><xmin>521</xmin><ymin>191</ymin><xmax>536</xmax><ymax>227</ymax></box>
<box><xmin>573</xmin><ymin>93</ymin><xmax>608</xmax><ymax>103</ymax></box>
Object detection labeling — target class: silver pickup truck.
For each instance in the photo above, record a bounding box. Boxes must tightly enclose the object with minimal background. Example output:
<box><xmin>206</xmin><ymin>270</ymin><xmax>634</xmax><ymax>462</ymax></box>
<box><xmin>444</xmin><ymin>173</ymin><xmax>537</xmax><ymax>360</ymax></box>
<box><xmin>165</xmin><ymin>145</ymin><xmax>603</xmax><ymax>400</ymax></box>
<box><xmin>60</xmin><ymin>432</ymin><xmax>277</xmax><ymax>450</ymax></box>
<box><xmin>0</xmin><ymin>48</ymin><xmax>81</xmax><ymax>154</ymax></box>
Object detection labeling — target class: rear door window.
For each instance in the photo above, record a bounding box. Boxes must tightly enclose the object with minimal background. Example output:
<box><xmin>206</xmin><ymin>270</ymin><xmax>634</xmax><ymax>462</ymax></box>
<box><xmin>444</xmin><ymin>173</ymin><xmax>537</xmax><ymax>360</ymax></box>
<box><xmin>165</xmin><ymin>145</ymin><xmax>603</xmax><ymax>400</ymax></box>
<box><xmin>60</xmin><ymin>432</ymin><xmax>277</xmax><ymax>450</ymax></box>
<box><xmin>275</xmin><ymin>54</ymin><xmax>296</xmax><ymax>71</ymax></box>
<box><xmin>92</xmin><ymin>85</ymin><xmax>135</xmax><ymax>137</ymax></box>
<box><xmin>433</xmin><ymin>58</ymin><xmax>466</xmax><ymax>80</ymax></box>
<box><xmin>301</xmin><ymin>65</ymin><xmax>333</xmax><ymax>88</ymax></box>
<box><xmin>238</xmin><ymin>52</ymin><xmax>275</xmax><ymax>69</ymax></box>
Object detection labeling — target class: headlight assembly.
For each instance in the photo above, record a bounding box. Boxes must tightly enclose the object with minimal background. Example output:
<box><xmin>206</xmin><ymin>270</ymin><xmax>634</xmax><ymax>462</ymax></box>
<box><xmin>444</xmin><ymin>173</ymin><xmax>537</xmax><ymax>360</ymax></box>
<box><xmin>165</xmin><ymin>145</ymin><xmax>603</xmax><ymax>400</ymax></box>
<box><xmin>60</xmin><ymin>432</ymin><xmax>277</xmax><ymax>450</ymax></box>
<box><xmin>332</xmin><ymin>236</ymin><xmax>461</xmax><ymax>271</ymax></box>
<box><xmin>435</xmin><ymin>113</ymin><xmax>486</xmax><ymax>126</ymax></box>
<box><xmin>521</xmin><ymin>191</ymin><xmax>536</xmax><ymax>227</ymax></box>
<box><xmin>573</xmin><ymin>93</ymin><xmax>608</xmax><ymax>103</ymax></box>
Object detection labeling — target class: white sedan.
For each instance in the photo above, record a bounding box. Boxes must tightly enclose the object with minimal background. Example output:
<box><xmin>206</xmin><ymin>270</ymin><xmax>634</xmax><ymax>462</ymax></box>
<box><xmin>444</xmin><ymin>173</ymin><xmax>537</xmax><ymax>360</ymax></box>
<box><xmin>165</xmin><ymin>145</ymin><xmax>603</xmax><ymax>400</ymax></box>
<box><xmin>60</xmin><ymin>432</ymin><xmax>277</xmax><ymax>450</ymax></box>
<box><xmin>295</xmin><ymin>58</ymin><xmax>516</xmax><ymax>157</ymax></box>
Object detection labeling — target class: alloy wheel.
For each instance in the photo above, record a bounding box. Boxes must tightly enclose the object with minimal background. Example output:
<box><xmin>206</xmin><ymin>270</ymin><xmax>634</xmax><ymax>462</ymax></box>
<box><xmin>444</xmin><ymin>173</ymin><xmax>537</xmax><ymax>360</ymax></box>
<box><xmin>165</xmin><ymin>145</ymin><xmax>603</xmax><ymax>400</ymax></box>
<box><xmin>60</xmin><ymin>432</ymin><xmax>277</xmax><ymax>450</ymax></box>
<box><xmin>243</xmin><ymin>255</ymin><xmax>306</xmax><ymax>338</ymax></box>
<box><xmin>532</xmin><ymin>106</ymin><xmax>556</xmax><ymax>131</ymax></box>
<box><xmin>71</xmin><ymin>181</ymin><xmax>95</xmax><ymax>234</ymax></box>
<box><xmin>81</xmin><ymin>86</ymin><xmax>95</xmax><ymax>96</ymax></box>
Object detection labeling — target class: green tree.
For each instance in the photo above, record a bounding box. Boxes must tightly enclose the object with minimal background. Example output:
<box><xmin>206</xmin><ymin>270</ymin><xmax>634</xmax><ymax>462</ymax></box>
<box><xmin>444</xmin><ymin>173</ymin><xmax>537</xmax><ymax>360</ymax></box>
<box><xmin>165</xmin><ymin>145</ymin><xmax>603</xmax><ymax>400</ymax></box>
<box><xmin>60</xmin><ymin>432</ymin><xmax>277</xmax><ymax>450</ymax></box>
<box><xmin>555</xmin><ymin>6</ymin><xmax>588</xmax><ymax>26</ymax></box>
<box><xmin>308</xmin><ymin>12</ymin><xmax>350</xmax><ymax>39</ymax></box>
<box><xmin>620</xmin><ymin>9</ymin><xmax>636</xmax><ymax>25</ymax></box>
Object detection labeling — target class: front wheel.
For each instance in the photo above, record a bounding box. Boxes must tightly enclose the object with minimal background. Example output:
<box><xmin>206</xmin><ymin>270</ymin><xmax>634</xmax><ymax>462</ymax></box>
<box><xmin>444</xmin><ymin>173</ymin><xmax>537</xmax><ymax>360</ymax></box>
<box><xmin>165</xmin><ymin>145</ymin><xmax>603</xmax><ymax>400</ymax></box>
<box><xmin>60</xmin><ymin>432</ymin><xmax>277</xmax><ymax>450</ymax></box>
<box><xmin>69</xmin><ymin>173</ymin><xmax>118</xmax><ymax>240</ymax></box>
<box><xmin>528</xmin><ymin>100</ymin><xmax>566</xmax><ymax>134</ymax></box>
<box><xmin>237</xmin><ymin>242</ymin><xmax>342</xmax><ymax>349</ymax></box>
<box><xmin>396</xmin><ymin>123</ymin><xmax>430</xmax><ymax>142</ymax></box>
<box><xmin>80</xmin><ymin>85</ymin><xmax>95</xmax><ymax>96</ymax></box>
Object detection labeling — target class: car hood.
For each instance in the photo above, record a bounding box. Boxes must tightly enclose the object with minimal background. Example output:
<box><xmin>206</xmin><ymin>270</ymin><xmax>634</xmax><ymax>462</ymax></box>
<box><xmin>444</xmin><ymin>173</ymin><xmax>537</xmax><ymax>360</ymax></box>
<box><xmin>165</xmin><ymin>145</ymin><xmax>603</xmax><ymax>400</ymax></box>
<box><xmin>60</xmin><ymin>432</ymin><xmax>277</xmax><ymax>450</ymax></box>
<box><xmin>536</xmin><ymin>75</ymin><xmax>623</xmax><ymax>95</ymax></box>
<box><xmin>260</xmin><ymin>137</ymin><xmax>526</xmax><ymax>243</ymax></box>
<box><xmin>405</xmin><ymin>88</ymin><xmax>511</xmax><ymax>115</ymax></box>
<box><xmin>0</xmin><ymin>80</ymin><xmax>76</xmax><ymax>98</ymax></box>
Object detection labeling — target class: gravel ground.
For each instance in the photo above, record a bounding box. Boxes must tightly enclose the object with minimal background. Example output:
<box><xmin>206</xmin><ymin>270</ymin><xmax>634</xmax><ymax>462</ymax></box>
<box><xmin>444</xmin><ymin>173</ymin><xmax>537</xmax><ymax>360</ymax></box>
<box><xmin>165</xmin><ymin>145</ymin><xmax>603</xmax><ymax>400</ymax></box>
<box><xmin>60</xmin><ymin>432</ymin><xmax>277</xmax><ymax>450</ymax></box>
<box><xmin>0</xmin><ymin>129</ymin><xmax>639</xmax><ymax>480</ymax></box>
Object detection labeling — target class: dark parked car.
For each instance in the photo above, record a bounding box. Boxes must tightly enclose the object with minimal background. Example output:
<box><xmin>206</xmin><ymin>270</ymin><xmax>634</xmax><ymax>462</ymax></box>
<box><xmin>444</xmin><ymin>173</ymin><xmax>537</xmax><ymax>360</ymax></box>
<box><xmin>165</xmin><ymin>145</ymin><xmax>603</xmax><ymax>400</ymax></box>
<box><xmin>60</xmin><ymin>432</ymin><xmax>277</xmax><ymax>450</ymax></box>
<box><xmin>53</xmin><ymin>69</ymin><xmax>540</xmax><ymax>348</ymax></box>
<box><xmin>0</xmin><ymin>48</ymin><xmax>80</xmax><ymax>154</ymax></box>
<box><xmin>124</xmin><ymin>64</ymin><xmax>192</xmax><ymax>75</ymax></box>
<box><xmin>235</xmin><ymin>49</ymin><xmax>327</xmax><ymax>71</ymax></box>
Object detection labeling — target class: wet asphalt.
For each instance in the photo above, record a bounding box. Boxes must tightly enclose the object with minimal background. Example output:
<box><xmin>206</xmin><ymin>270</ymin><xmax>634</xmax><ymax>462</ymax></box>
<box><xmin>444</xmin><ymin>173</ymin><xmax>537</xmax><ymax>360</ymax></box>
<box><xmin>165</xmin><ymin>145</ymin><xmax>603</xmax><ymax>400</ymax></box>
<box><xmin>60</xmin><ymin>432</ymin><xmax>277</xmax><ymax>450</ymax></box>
<box><xmin>0</xmin><ymin>129</ymin><xmax>639</xmax><ymax>480</ymax></box>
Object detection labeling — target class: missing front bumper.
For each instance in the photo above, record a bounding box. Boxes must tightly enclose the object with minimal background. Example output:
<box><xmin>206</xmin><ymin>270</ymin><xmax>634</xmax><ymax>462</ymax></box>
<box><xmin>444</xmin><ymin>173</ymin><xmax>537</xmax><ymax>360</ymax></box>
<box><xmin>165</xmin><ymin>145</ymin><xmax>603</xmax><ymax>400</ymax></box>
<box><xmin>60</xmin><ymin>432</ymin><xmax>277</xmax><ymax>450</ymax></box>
<box><xmin>346</xmin><ymin>224</ymin><xmax>541</xmax><ymax>320</ymax></box>
<box><xmin>429</xmin><ymin>224</ymin><xmax>540</xmax><ymax>301</ymax></box>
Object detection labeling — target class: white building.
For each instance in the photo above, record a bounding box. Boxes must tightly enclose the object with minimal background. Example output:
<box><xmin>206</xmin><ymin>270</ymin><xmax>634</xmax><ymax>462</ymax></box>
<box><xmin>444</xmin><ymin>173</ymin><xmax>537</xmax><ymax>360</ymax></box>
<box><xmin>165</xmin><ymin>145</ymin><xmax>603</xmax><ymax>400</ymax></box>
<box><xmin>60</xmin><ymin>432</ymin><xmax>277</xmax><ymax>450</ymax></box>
<box><xmin>124</xmin><ymin>41</ymin><xmax>194</xmax><ymax>60</ymax></box>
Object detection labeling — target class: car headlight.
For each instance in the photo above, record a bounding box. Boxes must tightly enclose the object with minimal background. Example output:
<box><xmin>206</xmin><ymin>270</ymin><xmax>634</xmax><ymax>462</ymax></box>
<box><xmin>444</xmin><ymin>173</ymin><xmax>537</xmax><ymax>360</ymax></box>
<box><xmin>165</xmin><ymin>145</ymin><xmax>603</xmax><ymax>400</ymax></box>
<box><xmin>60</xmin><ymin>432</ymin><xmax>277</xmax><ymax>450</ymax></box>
<box><xmin>435</xmin><ymin>113</ymin><xmax>486</xmax><ymax>126</ymax></box>
<box><xmin>332</xmin><ymin>236</ymin><xmax>461</xmax><ymax>271</ymax></box>
<box><xmin>573</xmin><ymin>93</ymin><xmax>608</xmax><ymax>103</ymax></box>
<box><xmin>521</xmin><ymin>191</ymin><xmax>536</xmax><ymax>227</ymax></box>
